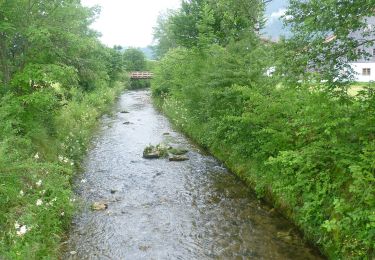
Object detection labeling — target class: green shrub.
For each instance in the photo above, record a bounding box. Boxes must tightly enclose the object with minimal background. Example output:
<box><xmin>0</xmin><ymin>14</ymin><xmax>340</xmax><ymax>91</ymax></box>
<box><xmin>0</xmin><ymin>82</ymin><xmax>125</xmax><ymax>258</ymax></box>
<box><xmin>152</xmin><ymin>45</ymin><xmax>375</xmax><ymax>259</ymax></box>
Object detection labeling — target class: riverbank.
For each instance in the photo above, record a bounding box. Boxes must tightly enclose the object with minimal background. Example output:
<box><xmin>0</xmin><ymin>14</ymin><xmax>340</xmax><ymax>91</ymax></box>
<box><xmin>152</xmin><ymin>91</ymin><xmax>374</xmax><ymax>259</ymax></box>
<box><xmin>151</xmin><ymin>47</ymin><xmax>374</xmax><ymax>259</ymax></box>
<box><xmin>0</xmin><ymin>82</ymin><xmax>126</xmax><ymax>258</ymax></box>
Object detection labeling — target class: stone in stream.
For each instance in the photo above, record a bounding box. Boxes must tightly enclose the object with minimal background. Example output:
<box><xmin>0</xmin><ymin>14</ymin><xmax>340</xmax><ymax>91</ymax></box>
<box><xmin>168</xmin><ymin>147</ymin><xmax>189</xmax><ymax>156</ymax></box>
<box><xmin>143</xmin><ymin>143</ymin><xmax>189</xmax><ymax>161</ymax></box>
<box><xmin>123</xmin><ymin>121</ymin><xmax>131</xmax><ymax>125</ymax></box>
<box><xmin>143</xmin><ymin>144</ymin><xmax>169</xmax><ymax>159</ymax></box>
<box><xmin>143</xmin><ymin>148</ymin><xmax>162</xmax><ymax>159</ymax></box>
<box><xmin>120</xmin><ymin>110</ymin><xmax>129</xmax><ymax>113</ymax></box>
<box><xmin>91</xmin><ymin>202</ymin><xmax>108</xmax><ymax>211</ymax></box>
<box><xmin>169</xmin><ymin>154</ymin><xmax>189</xmax><ymax>161</ymax></box>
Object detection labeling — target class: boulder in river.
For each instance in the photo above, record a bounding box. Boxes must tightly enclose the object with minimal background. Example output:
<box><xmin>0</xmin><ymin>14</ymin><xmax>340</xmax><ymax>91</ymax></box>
<box><xmin>143</xmin><ymin>144</ymin><xmax>168</xmax><ymax>159</ymax></box>
<box><xmin>143</xmin><ymin>144</ymin><xmax>189</xmax><ymax>161</ymax></box>
<box><xmin>169</xmin><ymin>154</ymin><xmax>189</xmax><ymax>161</ymax></box>
<box><xmin>120</xmin><ymin>110</ymin><xmax>129</xmax><ymax>113</ymax></box>
<box><xmin>91</xmin><ymin>202</ymin><xmax>108</xmax><ymax>211</ymax></box>
<box><xmin>168</xmin><ymin>147</ymin><xmax>189</xmax><ymax>155</ymax></box>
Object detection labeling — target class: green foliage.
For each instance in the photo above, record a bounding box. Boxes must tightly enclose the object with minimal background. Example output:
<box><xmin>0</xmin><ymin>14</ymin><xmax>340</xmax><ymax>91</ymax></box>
<box><xmin>123</xmin><ymin>48</ymin><xmax>147</xmax><ymax>71</ymax></box>
<box><xmin>152</xmin><ymin>10</ymin><xmax>179</xmax><ymax>59</ymax></box>
<box><xmin>129</xmin><ymin>79</ymin><xmax>150</xmax><ymax>90</ymax></box>
<box><xmin>152</xmin><ymin>0</ymin><xmax>266</xmax><ymax>58</ymax></box>
<box><xmin>0</xmin><ymin>0</ymin><xmax>127</xmax><ymax>258</ymax></box>
<box><xmin>281</xmin><ymin>0</ymin><xmax>375</xmax><ymax>87</ymax></box>
<box><xmin>0</xmin><ymin>82</ymin><xmax>125</xmax><ymax>259</ymax></box>
<box><xmin>152</xmin><ymin>3</ymin><xmax>375</xmax><ymax>256</ymax></box>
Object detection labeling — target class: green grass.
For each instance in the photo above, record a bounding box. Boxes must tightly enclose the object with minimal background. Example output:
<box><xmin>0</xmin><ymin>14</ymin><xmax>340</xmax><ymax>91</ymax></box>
<box><xmin>0</xmin><ymin>82</ymin><xmax>125</xmax><ymax>259</ymax></box>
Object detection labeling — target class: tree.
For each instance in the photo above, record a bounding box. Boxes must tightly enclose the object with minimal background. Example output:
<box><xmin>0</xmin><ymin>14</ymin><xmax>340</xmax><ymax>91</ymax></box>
<box><xmin>123</xmin><ymin>48</ymin><xmax>147</xmax><ymax>71</ymax></box>
<box><xmin>152</xmin><ymin>10</ymin><xmax>178</xmax><ymax>59</ymax></box>
<box><xmin>153</xmin><ymin>0</ymin><xmax>266</xmax><ymax>55</ymax></box>
<box><xmin>283</xmin><ymin>0</ymin><xmax>375</xmax><ymax>87</ymax></box>
<box><xmin>0</xmin><ymin>0</ymin><xmax>113</xmax><ymax>94</ymax></box>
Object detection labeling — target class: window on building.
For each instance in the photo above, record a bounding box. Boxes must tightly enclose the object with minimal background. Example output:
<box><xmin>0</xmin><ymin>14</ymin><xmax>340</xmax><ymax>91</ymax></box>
<box><xmin>362</xmin><ymin>68</ymin><xmax>371</xmax><ymax>76</ymax></box>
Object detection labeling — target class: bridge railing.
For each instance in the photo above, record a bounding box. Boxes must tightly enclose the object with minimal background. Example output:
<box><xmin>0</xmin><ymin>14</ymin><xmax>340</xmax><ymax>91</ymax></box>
<box><xmin>129</xmin><ymin>71</ymin><xmax>154</xmax><ymax>79</ymax></box>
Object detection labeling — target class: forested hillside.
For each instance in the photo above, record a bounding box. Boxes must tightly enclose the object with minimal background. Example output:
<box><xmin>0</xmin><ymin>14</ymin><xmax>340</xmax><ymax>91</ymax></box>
<box><xmin>0</xmin><ymin>0</ymin><xmax>127</xmax><ymax>258</ymax></box>
<box><xmin>152</xmin><ymin>0</ymin><xmax>375</xmax><ymax>259</ymax></box>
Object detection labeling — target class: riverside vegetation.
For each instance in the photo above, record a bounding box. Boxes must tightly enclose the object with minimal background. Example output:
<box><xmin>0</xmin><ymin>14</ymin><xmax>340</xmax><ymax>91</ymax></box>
<box><xmin>151</xmin><ymin>0</ymin><xmax>374</xmax><ymax>259</ymax></box>
<box><xmin>0</xmin><ymin>1</ymin><xmax>149</xmax><ymax>258</ymax></box>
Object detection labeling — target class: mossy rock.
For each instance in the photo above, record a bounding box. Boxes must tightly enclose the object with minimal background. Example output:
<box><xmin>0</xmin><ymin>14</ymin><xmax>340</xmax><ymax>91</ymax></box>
<box><xmin>168</xmin><ymin>147</ymin><xmax>188</xmax><ymax>155</ymax></box>
<box><xmin>143</xmin><ymin>144</ymin><xmax>169</xmax><ymax>159</ymax></box>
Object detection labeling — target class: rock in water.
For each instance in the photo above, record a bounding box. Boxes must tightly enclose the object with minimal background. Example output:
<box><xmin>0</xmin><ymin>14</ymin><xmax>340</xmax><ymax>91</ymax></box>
<box><xmin>168</xmin><ymin>147</ymin><xmax>189</xmax><ymax>155</ymax></box>
<box><xmin>143</xmin><ymin>144</ymin><xmax>169</xmax><ymax>159</ymax></box>
<box><xmin>91</xmin><ymin>202</ymin><xmax>108</xmax><ymax>211</ymax></box>
<box><xmin>120</xmin><ymin>110</ymin><xmax>129</xmax><ymax>113</ymax></box>
<box><xmin>143</xmin><ymin>149</ymin><xmax>161</xmax><ymax>159</ymax></box>
<box><xmin>169</xmin><ymin>154</ymin><xmax>189</xmax><ymax>161</ymax></box>
<box><xmin>144</xmin><ymin>152</ymin><xmax>160</xmax><ymax>159</ymax></box>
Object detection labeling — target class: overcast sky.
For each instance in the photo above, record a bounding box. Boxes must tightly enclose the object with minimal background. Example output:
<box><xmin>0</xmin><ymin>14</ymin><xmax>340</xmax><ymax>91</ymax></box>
<box><xmin>81</xmin><ymin>0</ymin><xmax>181</xmax><ymax>47</ymax></box>
<box><xmin>81</xmin><ymin>0</ymin><xmax>288</xmax><ymax>48</ymax></box>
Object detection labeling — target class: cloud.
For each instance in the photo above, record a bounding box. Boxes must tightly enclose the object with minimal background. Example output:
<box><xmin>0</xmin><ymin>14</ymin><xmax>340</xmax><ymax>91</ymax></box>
<box><xmin>267</xmin><ymin>8</ymin><xmax>287</xmax><ymax>26</ymax></box>
<box><xmin>81</xmin><ymin>0</ymin><xmax>181</xmax><ymax>47</ymax></box>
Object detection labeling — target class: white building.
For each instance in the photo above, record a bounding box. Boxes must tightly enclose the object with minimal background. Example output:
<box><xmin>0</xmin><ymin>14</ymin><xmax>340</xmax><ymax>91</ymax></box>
<box><xmin>349</xmin><ymin>17</ymin><xmax>375</xmax><ymax>82</ymax></box>
<box><xmin>350</xmin><ymin>62</ymin><xmax>375</xmax><ymax>82</ymax></box>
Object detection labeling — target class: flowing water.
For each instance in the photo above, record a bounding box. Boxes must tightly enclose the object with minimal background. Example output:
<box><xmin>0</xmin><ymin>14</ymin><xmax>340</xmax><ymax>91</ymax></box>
<box><xmin>64</xmin><ymin>90</ymin><xmax>324</xmax><ymax>260</ymax></box>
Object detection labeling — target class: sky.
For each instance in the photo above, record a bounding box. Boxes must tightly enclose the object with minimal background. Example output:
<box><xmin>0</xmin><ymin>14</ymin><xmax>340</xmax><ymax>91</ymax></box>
<box><xmin>263</xmin><ymin>0</ymin><xmax>289</xmax><ymax>40</ymax></box>
<box><xmin>81</xmin><ymin>0</ymin><xmax>181</xmax><ymax>48</ymax></box>
<box><xmin>81</xmin><ymin>0</ymin><xmax>289</xmax><ymax>48</ymax></box>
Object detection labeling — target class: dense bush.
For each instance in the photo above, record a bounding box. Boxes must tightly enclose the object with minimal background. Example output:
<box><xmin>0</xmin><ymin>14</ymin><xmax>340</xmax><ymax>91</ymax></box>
<box><xmin>0</xmin><ymin>0</ymin><xmax>129</xmax><ymax>258</ymax></box>
<box><xmin>152</xmin><ymin>44</ymin><xmax>375</xmax><ymax>259</ymax></box>
<box><xmin>0</xmin><ymin>82</ymin><xmax>125</xmax><ymax>258</ymax></box>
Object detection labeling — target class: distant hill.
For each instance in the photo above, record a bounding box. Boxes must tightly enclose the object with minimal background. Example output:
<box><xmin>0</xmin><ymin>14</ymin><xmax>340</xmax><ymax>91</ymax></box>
<box><xmin>140</xmin><ymin>47</ymin><xmax>155</xmax><ymax>60</ymax></box>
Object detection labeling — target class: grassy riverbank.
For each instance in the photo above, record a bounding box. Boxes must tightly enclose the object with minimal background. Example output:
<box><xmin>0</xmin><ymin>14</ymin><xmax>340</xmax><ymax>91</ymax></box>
<box><xmin>151</xmin><ymin>47</ymin><xmax>374</xmax><ymax>259</ymax></box>
<box><xmin>0</xmin><ymin>82</ymin><xmax>126</xmax><ymax>258</ymax></box>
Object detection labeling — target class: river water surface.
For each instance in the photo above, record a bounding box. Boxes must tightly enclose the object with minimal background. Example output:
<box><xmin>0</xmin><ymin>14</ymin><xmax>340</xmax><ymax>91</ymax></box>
<box><xmin>64</xmin><ymin>90</ymin><xmax>323</xmax><ymax>260</ymax></box>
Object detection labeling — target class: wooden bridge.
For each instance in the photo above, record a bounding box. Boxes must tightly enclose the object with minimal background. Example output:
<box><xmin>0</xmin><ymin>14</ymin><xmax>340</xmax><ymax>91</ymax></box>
<box><xmin>129</xmin><ymin>71</ymin><xmax>154</xmax><ymax>79</ymax></box>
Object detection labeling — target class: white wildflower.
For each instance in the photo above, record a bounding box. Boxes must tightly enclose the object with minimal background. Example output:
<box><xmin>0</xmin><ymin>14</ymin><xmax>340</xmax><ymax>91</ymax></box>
<box><xmin>36</xmin><ymin>179</ymin><xmax>42</xmax><ymax>187</ymax></box>
<box><xmin>19</xmin><ymin>190</ymin><xmax>24</xmax><ymax>196</ymax></box>
<box><xmin>70</xmin><ymin>162</ymin><xmax>74</xmax><ymax>166</ymax></box>
<box><xmin>36</xmin><ymin>199</ymin><xmax>43</xmax><ymax>206</ymax></box>
<box><xmin>61</xmin><ymin>212</ymin><xmax>65</xmax><ymax>216</ymax></box>
<box><xmin>34</xmin><ymin>153</ymin><xmax>39</xmax><ymax>159</ymax></box>
<box><xmin>16</xmin><ymin>225</ymin><xmax>28</xmax><ymax>236</ymax></box>
<box><xmin>58</xmin><ymin>155</ymin><xmax>64</xmax><ymax>162</ymax></box>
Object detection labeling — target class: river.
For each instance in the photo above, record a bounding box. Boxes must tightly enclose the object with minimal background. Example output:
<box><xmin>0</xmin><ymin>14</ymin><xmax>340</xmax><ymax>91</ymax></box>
<box><xmin>64</xmin><ymin>90</ymin><xmax>324</xmax><ymax>260</ymax></box>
